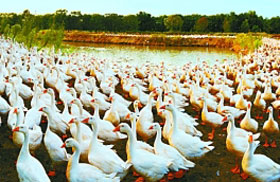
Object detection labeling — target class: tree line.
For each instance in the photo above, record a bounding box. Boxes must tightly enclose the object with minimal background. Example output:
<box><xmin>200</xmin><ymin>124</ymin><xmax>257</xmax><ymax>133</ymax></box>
<box><xmin>0</xmin><ymin>9</ymin><xmax>280</xmax><ymax>34</ymax></box>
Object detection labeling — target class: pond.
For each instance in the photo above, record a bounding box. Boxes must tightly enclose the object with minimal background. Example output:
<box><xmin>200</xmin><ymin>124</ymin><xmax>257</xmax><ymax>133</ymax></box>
<box><xmin>63</xmin><ymin>42</ymin><xmax>238</xmax><ymax>66</ymax></box>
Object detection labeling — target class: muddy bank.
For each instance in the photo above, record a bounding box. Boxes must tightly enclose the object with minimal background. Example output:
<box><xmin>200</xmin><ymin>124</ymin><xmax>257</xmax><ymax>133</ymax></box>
<box><xmin>64</xmin><ymin>31</ymin><xmax>235</xmax><ymax>49</ymax></box>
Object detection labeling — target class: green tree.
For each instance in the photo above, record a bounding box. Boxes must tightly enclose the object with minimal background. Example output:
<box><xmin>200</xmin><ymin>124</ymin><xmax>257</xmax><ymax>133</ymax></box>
<box><xmin>241</xmin><ymin>19</ymin><xmax>250</xmax><ymax>32</ymax></box>
<box><xmin>164</xmin><ymin>15</ymin><xmax>183</xmax><ymax>32</ymax></box>
<box><xmin>194</xmin><ymin>17</ymin><xmax>208</xmax><ymax>32</ymax></box>
<box><xmin>122</xmin><ymin>15</ymin><xmax>139</xmax><ymax>32</ymax></box>
<box><xmin>10</xmin><ymin>24</ymin><xmax>21</xmax><ymax>40</ymax></box>
<box><xmin>223</xmin><ymin>18</ymin><xmax>231</xmax><ymax>32</ymax></box>
<box><xmin>137</xmin><ymin>11</ymin><xmax>155</xmax><ymax>31</ymax></box>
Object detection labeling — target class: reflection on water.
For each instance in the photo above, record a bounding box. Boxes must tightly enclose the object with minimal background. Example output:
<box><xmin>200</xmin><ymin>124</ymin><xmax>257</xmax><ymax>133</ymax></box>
<box><xmin>64</xmin><ymin>42</ymin><xmax>238</xmax><ymax>66</ymax></box>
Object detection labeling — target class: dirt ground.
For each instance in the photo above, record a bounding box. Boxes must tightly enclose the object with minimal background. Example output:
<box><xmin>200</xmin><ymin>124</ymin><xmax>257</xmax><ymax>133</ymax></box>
<box><xmin>0</xmin><ymin>80</ymin><xmax>279</xmax><ymax>182</ymax></box>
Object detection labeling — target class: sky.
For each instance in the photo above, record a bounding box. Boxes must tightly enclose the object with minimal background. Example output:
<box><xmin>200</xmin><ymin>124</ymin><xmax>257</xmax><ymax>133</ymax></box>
<box><xmin>0</xmin><ymin>0</ymin><xmax>279</xmax><ymax>18</ymax></box>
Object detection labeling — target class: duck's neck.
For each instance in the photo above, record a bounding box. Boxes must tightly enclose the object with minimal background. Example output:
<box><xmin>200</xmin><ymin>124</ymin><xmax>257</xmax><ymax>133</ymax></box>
<box><xmin>18</xmin><ymin>131</ymin><xmax>31</xmax><ymax>162</ymax></box>
<box><xmin>15</xmin><ymin>111</ymin><xmax>21</xmax><ymax>126</ymax></box>
<box><xmin>244</xmin><ymin>142</ymin><xmax>255</xmax><ymax>162</ymax></box>
<box><xmin>126</xmin><ymin>128</ymin><xmax>136</xmax><ymax>162</ymax></box>
<box><xmin>50</xmin><ymin>92</ymin><xmax>56</xmax><ymax>110</ymax></box>
<box><xmin>75</xmin><ymin>122</ymin><xmax>82</xmax><ymax>142</ymax></box>
<box><xmin>202</xmin><ymin>99</ymin><xmax>208</xmax><ymax>114</ymax></box>
<box><xmin>170</xmin><ymin>109</ymin><xmax>178</xmax><ymax>135</ymax></box>
<box><xmin>63</xmin><ymin>101</ymin><xmax>70</xmax><ymax>115</ymax></box>
<box><xmin>146</xmin><ymin>93</ymin><xmax>154</xmax><ymax>109</ymax></box>
<box><xmin>245</xmin><ymin>107</ymin><xmax>251</xmax><ymax>119</ymax></box>
<box><xmin>70</xmin><ymin>143</ymin><xmax>81</xmax><ymax>168</ymax></box>
<box><xmin>93</xmin><ymin>105</ymin><xmax>100</xmax><ymax>120</ymax></box>
<box><xmin>131</xmin><ymin>117</ymin><xmax>137</xmax><ymax>139</ymax></box>
<box><xmin>154</xmin><ymin>126</ymin><xmax>162</xmax><ymax>148</ymax></box>
<box><xmin>218</xmin><ymin>96</ymin><xmax>224</xmax><ymax>109</ymax></box>
<box><xmin>268</xmin><ymin>109</ymin><xmax>274</xmax><ymax>122</ymax></box>
<box><xmin>89</xmin><ymin>123</ymin><xmax>98</xmax><ymax>150</ymax></box>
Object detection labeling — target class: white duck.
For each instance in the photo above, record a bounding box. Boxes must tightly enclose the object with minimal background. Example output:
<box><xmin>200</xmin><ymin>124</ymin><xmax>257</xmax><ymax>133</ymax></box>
<box><xmin>162</xmin><ymin>104</ymin><xmax>214</xmax><ymax>159</ymax></box>
<box><xmin>62</xmin><ymin>138</ymin><xmax>120</xmax><ymax>182</ymax></box>
<box><xmin>7</xmin><ymin>107</ymin><xmax>24</xmax><ymax>130</ymax></box>
<box><xmin>201</xmin><ymin>97</ymin><xmax>225</xmax><ymax>140</ymax></box>
<box><xmin>253</xmin><ymin>90</ymin><xmax>266</xmax><ymax>119</ymax></box>
<box><xmin>12</xmin><ymin>108</ymin><xmax>42</xmax><ymax>152</ymax></box>
<box><xmin>92</xmin><ymin>103</ymin><xmax>127</xmax><ymax>142</ymax></box>
<box><xmin>242</xmin><ymin>135</ymin><xmax>280</xmax><ymax>181</ymax></box>
<box><xmin>263</xmin><ymin>106</ymin><xmax>279</xmax><ymax>148</ymax></box>
<box><xmin>114</xmin><ymin>123</ymin><xmax>172</xmax><ymax>182</ymax></box>
<box><xmin>39</xmin><ymin>106</ymin><xmax>69</xmax><ymax>135</ymax></box>
<box><xmin>235</xmin><ymin>89</ymin><xmax>248</xmax><ymax>110</ymax></box>
<box><xmin>83</xmin><ymin>117</ymin><xmax>131</xmax><ymax>179</ymax></box>
<box><xmin>149</xmin><ymin>123</ymin><xmax>195</xmax><ymax>173</ymax></box>
<box><xmin>240</xmin><ymin>102</ymin><xmax>258</xmax><ymax>133</ymax></box>
<box><xmin>136</xmin><ymin>92</ymin><xmax>156</xmax><ymax>141</ymax></box>
<box><xmin>125</xmin><ymin>113</ymin><xmax>154</xmax><ymax>153</ymax></box>
<box><xmin>217</xmin><ymin>93</ymin><xmax>245</xmax><ymax>119</ymax></box>
<box><xmin>42</xmin><ymin>107</ymin><xmax>69</xmax><ymax>176</ymax></box>
<box><xmin>13</xmin><ymin>124</ymin><xmax>50</xmax><ymax>182</ymax></box>
<box><xmin>225</xmin><ymin>114</ymin><xmax>260</xmax><ymax>174</ymax></box>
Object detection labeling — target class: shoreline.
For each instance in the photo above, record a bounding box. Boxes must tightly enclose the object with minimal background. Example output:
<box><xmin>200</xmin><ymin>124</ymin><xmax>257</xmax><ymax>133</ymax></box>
<box><xmin>64</xmin><ymin>31</ymin><xmax>236</xmax><ymax>50</ymax></box>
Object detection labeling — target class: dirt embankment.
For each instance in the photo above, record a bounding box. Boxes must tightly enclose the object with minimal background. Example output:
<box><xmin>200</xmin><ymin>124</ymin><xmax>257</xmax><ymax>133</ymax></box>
<box><xmin>64</xmin><ymin>31</ymin><xmax>236</xmax><ymax>49</ymax></box>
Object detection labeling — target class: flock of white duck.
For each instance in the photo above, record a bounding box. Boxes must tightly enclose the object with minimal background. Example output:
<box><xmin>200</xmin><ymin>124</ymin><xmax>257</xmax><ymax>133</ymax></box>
<box><xmin>1</xmin><ymin>36</ymin><xmax>280</xmax><ymax>182</ymax></box>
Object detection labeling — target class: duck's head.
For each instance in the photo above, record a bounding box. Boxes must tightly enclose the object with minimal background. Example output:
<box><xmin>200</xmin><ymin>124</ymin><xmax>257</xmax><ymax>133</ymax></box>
<box><xmin>81</xmin><ymin>117</ymin><xmax>96</xmax><ymax>125</ymax></box>
<box><xmin>113</xmin><ymin>123</ymin><xmax>130</xmax><ymax>133</ymax></box>
<box><xmin>38</xmin><ymin>106</ymin><xmax>48</xmax><ymax>113</ymax></box>
<box><xmin>61</xmin><ymin>138</ymin><xmax>78</xmax><ymax>148</ymax></box>
<box><xmin>68</xmin><ymin>117</ymin><xmax>81</xmax><ymax>124</ymax></box>
<box><xmin>125</xmin><ymin>112</ymin><xmax>137</xmax><ymax>121</ymax></box>
<box><xmin>222</xmin><ymin>114</ymin><xmax>231</xmax><ymax>123</ymax></box>
<box><xmin>160</xmin><ymin>104</ymin><xmax>173</xmax><ymax>111</ymax></box>
<box><xmin>266</xmin><ymin>106</ymin><xmax>273</xmax><ymax>113</ymax></box>
<box><xmin>148</xmin><ymin>123</ymin><xmax>160</xmax><ymax>130</ymax></box>
<box><xmin>12</xmin><ymin>124</ymin><xmax>28</xmax><ymax>134</ymax></box>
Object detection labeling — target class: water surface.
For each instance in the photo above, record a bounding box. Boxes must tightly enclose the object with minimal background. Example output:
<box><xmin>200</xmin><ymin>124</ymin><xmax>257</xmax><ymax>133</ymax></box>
<box><xmin>63</xmin><ymin>42</ymin><xmax>238</xmax><ymax>66</ymax></box>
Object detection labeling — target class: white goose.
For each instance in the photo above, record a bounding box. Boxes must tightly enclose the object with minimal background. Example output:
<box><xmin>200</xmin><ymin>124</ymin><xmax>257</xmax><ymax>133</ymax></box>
<box><xmin>92</xmin><ymin>104</ymin><xmax>127</xmax><ymax>142</ymax></box>
<box><xmin>242</xmin><ymin>135</ymin><xmax>280</xmax><ymax>181</ymax></box>
<box><xmin>62</xmin><ymin>138</ymin><xmax>120</xmax><ymax>182</ymax></box>
<box><xmin>217</xmin><ymin>93</ymin><xmax>245</xmax><ymax>119</ymax></box>
<box><xmin>83</xmin><ymin>117</ymin><xmax>131</xmax><ymax>179</ymax></box>
<box><xmin>225</xmin><ymin>114</ymin><xmax>260</xmax><ymax>174</ymax></box>
<box><xmin>201</xmin><ymin>97</ymin><xmax>225</xmax><ymax>140</ymax></box>
<box><xmin>162</xmin><ymin>104</ymin><xmax>214</xmax><ymax>159</ymax></box>
<box><xmin>114</xmin><ymin>123</ymin><xmax>172</xmax><ymax>182</ymax></box>
<box><xmin>136</xmin><ymin>92</ymin><xmax>156</xmax><ymax>141</ymax></box>
<box><xmin>240</xmin><ymin>102</ymin><xmax>258</xmax><ymax>133</ymax></box>
<box><xmin>13</xmin><ymin>124</ymin><xmax>50</xmax><ymax>182</ymax></box>
<box><xmin>149</xmin><ymin>123</ymin><xmax>195</xmax><ymax>173</ymax></box>
<box><xmin>263</xmin><ymin>106</ymin><xmax>279</xmax><ymax>148</ymax></box>
<box><xmin>41</xmin><ymin>107</ymin><xmax>69</xmax><ymax>176</ymax></box>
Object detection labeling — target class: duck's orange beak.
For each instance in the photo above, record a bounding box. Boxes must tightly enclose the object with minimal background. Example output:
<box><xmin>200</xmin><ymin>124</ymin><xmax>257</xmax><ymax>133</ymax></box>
<box><xmin>12</xmin><ymin>126</ymin><xmax>19</xmax><ymax>132</ymax></box>
<box><xmin>148</xmin><ymin>125</ymin><xmax>154</xmax><ymax>130</ymax></box>
<box><xmin>82</xmin><ymin>118</ymin><xmax>89</xmax><ymax>123</ymax></box>
<box><xmin>38</xmin><ymin>107</ymin><xmax>43</xmax><ymax>112</ymax></box>
<box><xmin>160</xmin><ymin>105</ymin><xmax>166</xmax><ymax>110</ymax></box>
<box><xmin>69</xmin><ymin>118</ymin><xmax>75</xmax><ymax>124</ymax></box>
<box><xmin>222</xmin><ymin>116</ymin><xmax>227</xmax><ymax>122</ymax></box>
<box><xmin>43</xmin><ymin>89</ymin><xmax>47</xmax><ymax>94</ymax></box>
<box><xmin>61</xmin><ymin>143</ymin><xmax>66</xmax><ymax>148</ymax></box>
<box><xmin>113</xmin><ymin>126</ymin><xmax>120</xmax><ymax>132</ymax></box>
<box><xmin>125</xmin><ymin>113</ymin><xmax>130</xmax><ymax>120</ymax></box>
<box><xmin>138</xmin><ymin>102</ymin><xmax>143</xmax><ymax>108</ymax></box>
<box><xmin>249</xmin><ymin>135</ymin><xmax>253</xmax><ymax>143</ymax></box>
